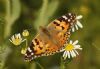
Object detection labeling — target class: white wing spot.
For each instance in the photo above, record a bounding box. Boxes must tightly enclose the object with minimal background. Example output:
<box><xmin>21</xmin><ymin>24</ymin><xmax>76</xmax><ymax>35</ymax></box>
<box><xmin>68</xmin><ymin>13</ymin><xmax>71</xmax><ymax>16</ymax></box>
<box><xmin>68</xmin><ymin>19</ymin><xmax>71</xmax><ymax>22</ymax></box>
<box><xmin>25</xmin><ymin>54</ymin><xmax>27</xmax><ymax>56</ymax></box>
<box><xmin>62</xmin><ymin>15</ymin><xmax>68</xmax><ymax>20</ymax></box>
<box><xmin>31</xmin><ymin>52</ymin><xmax>34</xmax><ymax>55</ymax></box>
<box><xmin>70</xmin><ymin>17</ymin><xmax>72</xmax><ymax>19</ymax></box>
<box><xmin>28</xmin><ymin>47</ymin><xmax>32</xmax><ymax>52</ymax></box>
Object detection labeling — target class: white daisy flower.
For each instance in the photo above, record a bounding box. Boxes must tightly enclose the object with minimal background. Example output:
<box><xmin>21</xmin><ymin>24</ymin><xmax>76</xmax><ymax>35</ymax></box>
<box><xmin>62</xmin><ymin>40</ymin><xmax>82</xmax><ymax>60</ymax></box>
<box><xmin>9</xmin><ymin>33</ymin><xmax>25</xmax><ymax>46</ymax></box>
<box><xmin>72</xmin><ymin>15</ymin><xmax>83</xmax><ymax>32</ymax></box>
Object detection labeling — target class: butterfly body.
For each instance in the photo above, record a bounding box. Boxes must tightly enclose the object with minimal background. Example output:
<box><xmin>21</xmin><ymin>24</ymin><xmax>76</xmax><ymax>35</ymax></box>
<box><xmin>25</xmin><ymin>13</ymin><xmax>76</xmax><ymax>61</ymax></box>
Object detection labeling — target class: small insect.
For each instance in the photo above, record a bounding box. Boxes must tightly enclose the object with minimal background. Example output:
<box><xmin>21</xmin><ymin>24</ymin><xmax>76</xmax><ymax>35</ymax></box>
<box><xmin>24</xmin><ymin>13</ymin><xmax>82</xmax><ymax>61</ymax></box>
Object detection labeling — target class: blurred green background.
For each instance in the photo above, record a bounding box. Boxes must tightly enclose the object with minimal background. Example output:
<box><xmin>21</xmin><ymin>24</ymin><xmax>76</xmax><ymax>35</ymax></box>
<box><xmin>0</xmin><ymin>0</ymin><xmax>100</xmax><ymax>69</ymax></box>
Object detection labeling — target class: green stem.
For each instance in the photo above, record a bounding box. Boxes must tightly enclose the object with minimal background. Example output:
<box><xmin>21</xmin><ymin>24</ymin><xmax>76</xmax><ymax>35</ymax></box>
<box><xmin>35</xmin><ymin>62</ymin><xmax>44</xmax><ymax>69</ymax></box>
<box><xmin>22</xmin><ymin>38</ymin><xmax>28</xmax><ymax>48</ymax></box>
<box><xmin>60</xmin><ymin>57</ymin><xmax>65</xmax><ymax>69</ymax></box>
<box><xmin>25</xmin><ymin>38</ymin><xmax>28</xmax><ymax>48</ymax></box>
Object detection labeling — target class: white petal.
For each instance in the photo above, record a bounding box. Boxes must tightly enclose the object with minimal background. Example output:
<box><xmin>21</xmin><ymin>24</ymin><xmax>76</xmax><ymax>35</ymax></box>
<box><xmin>75</xmin><ymin>25</ymin><xmax>78</xmax><ymax>30</ymax></box>
<box><xmin>70</xmin><ymin>51</ymin><xmax>74</xmax><ymax>57</ymax></box>
<box><xmin>74</xmin><ymin>46</ymin><xmax>82</xmax><ymax>50</ymax></box>
<box><xmin>9</xmin><ymin>39</ymin><xmax>13</xmax><ymax>43</ymax></box>
<box><xmin>73</xmin><ymin>40</ymin><xmax>78</xmax><ymax>45</ymax></box>
<box><xmin>11</xmin><ymin>35</ymin><xmax>14</xmax><ymax>39</ymax></box>
<box><xmin>76</xmin><ymin>20</ymin><xmax>83</xmax><ymax>28</ymax></box>
<box><xmin>70</xmin><ymin>40</ymin><xmax>73</xmax><ymax>44</ymax></box>
<box><xmin>17</xmin><ymin>33</ymin><xmax>21</xmax><ymax>38</ymax></box>
<box><xmin>72</xmin><ymin>27</ymin><xmax>75</xmax><ymax>32</ymax></box>
<box><xmin>63</xmin><ymin>51</ymin><xmax>67</xmax><ymax>60</ymax></box>
<box><xmin>63</xmin><ymin>51</ymin><xmax>66</xmax><ymax>57</ymax></box>
<box><xmin>11</xmin><ymin>35</ymin><xmax>15</xmax><ymax>41</ymax></box>
<box><xmin>15</xmin><ymin>34</ymin><xmax>18</xmax><ymax>38</ymax></box>
<box><xmin>72</xmin><ymin>50</ymin><xmax>76</xmax><ymax>57</ymax></box>
<box><xmin>65</xmin><ymin>51</ymin><xmax>68</xmax><ymax>57</ymax></box>
<box><xmin>67</xmin><ymin>51</ymin><xmax>70</xmax><ymax>58</ymax></box>
<box><xmin>76</xmin><ymin>15</ymin><xmax>83</xmax><ymax>19</ymax></box>
<box><xmin>74</xmin><ymin>45</ymin><xmax>80</xmax><ymax>48</ymax></box>
<box><xmin>74</xmin><ymin>50</ymin><xmax>79</xmax><ymax>55</ymax></box>
<box><xmin>78</xmin><ymin>48</ymin><xmax>82</xmax><ymax>50</ymax></box>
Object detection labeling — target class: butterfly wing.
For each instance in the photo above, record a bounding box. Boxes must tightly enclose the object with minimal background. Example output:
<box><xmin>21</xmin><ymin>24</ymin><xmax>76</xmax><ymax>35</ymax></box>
<box><xmin>24</xmin><ymin>13</ymin><xmax>76</xmax><ymax>61</ymax></box>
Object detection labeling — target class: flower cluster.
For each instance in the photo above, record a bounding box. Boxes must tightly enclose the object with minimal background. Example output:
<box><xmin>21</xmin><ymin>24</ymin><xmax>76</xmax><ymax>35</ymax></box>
<box><xmin>9</xmin><ymin>29</ymin><xmax>29</xmax><ymax>54</ymax></box>
<box><xmin>62</xmin><ymin>15</ymin><xmax>83</xmax><ymax>60</ymax></box>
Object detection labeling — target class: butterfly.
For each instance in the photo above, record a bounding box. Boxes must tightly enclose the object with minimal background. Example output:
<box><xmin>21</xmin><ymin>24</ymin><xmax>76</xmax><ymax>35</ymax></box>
<box><xmin>24</xmin><ymin>13</ymin><xmax>81</xmax><ymax>61</ymax></box>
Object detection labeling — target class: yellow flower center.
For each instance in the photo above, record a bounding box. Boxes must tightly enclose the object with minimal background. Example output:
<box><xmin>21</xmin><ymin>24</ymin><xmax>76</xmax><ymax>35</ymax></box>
<box><xmin>13</xmin><ymin>39</ymin><xmax>21</xmax><ymax>45</ymax></box>
<box><xmin>65</xmin><ymin>44</ymin><xmax>74</xmax><ymax>51</ymax></box>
